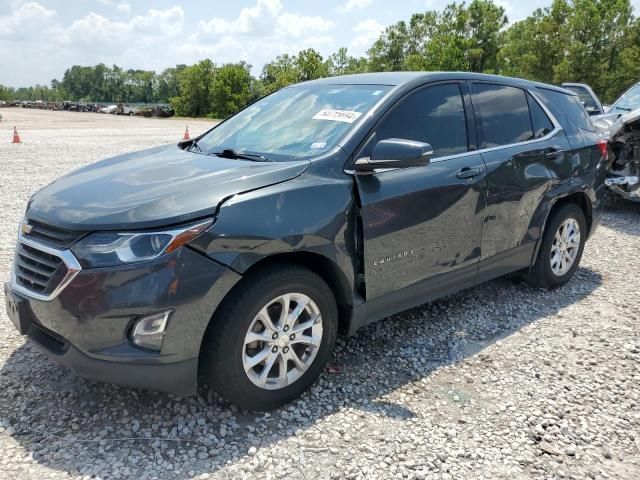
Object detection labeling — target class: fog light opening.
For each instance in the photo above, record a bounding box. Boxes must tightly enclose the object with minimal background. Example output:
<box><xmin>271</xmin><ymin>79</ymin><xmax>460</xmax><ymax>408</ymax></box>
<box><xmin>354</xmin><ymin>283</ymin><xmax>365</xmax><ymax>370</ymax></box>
<box><xmin>131</xmin><ymin>311</ymin><xmax>172</xmax><ymax>350</ymax></box>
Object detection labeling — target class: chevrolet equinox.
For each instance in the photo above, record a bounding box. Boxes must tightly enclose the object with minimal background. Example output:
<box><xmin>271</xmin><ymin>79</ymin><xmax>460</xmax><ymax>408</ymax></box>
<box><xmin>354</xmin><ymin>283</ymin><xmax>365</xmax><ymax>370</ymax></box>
<box><xmin>5</xmin><ymin>73</ymin><xmax>608</xmax><ymax>410</ymax></box>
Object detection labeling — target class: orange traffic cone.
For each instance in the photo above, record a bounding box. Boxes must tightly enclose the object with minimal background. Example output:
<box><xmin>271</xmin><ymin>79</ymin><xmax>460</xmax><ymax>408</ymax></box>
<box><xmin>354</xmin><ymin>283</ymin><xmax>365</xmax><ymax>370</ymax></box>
<box><xmin>183</xmin><ymin>126</ymin><xmax>190</xmax><ymax>140</ymax></box>
<box><xmin>12</xmin><ymin>126</ymin><xmax>21</xmax><ymax>144</ymax></box>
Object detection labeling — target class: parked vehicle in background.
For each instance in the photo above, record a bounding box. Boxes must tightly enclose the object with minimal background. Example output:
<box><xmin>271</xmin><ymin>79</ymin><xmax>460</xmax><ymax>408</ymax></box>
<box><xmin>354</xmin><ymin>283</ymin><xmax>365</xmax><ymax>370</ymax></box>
<box><xmin>135</xmin><ymin>105</ymin><xmax>175</xmax><ymax>118</ymax></box>
<box><xmin>561</xmin><ymin>83</ymin><xmax>605</xmax><ymax>116</ymax></box>
<box><xmin>117</xmin><ymin>104</ymin><xmax>138</xmax><ymax>116</ymax></box>
<box><xmin>5</xmin><ymin>72</ymin><xmax>607</xmax><ymax>410</ymax></box>
<box><xmin>606</xmin><ymin>81</ymin><xmax>640</xmax><ymax>115</ymax></box>
<box><xmin>591</xmin><ymin>81</ymin><xmax>640</xmax><ymax>130</ymax></box>
<box><xmin>99</xmin><ymin>104</ymin><xmax>118</xmax><ymax>114</ymax></box>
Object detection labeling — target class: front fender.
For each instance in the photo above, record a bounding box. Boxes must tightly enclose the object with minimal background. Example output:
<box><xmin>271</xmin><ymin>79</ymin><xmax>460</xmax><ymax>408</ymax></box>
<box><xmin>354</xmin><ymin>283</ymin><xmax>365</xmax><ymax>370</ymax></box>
<box><xmin>188</xmin><ymin>172</ymin><xmax>358</xmax><ymax>291</ymax></box>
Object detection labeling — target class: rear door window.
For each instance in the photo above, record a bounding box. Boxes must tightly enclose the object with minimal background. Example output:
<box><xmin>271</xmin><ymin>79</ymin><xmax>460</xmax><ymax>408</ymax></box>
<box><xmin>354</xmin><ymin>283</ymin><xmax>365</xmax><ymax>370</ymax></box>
<box><xmin>376</xmin><ymin>83</ymin><xmax>468</xmax><ymax>158</ymax></box>
<box><xmin>471</xmin><ymin>84</ymin><xmax>534</xmax><ymax>148</ymax></box>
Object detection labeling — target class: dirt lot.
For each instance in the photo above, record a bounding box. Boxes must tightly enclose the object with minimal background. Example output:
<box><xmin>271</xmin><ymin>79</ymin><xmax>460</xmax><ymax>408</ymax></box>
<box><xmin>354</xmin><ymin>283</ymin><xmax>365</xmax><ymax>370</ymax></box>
<box><xmin>0</xmin><ymin>109</ymin><xmax>639</xmax><ymax>480</ymax></box>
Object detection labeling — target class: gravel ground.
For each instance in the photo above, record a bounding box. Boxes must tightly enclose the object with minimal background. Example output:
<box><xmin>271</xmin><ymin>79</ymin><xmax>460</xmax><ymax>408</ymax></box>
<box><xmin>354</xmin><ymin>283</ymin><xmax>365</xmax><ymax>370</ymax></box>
<box><xmin>0</xmin><ymin>109</ymin><xmax>639</xmax><ymax>480</ymax></box>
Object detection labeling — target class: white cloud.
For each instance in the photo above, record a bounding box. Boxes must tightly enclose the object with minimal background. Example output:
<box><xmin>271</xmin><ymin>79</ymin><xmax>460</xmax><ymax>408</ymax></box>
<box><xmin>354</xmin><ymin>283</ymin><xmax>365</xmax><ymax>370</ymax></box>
<box><xmin>348</xmin><ymin>18</ymin><xmax>385</xmax><ymax>56</ymax></box>
<box><xmin>0</xmin><ymin>0</ymin><xmax>339</xmax><ymax>86</ymax></box>
<box><xmin>196</xmin><ymin>0</ymin><xmax>333</xmax><ymax>38</ymax></box>
<box><xmin>338</xmin><ymin>0</ymin><xmax>373</xmax><ymax>12</ymax></box>
<box><xmin>192</xmin><ymin>0</ymin><xmax>335</xmax><ymax>72</ymax></box>
<box><xmin>116</xmin><ymin>3</ymin><xmax>131</xmax><ymax>15</ymax></box>
<box><xmin>0</xmin><ymin>2</ymin><xmax>56</xmax><ymax>37</ymax></box>
<box><xmin>278</xmin><ymin>13</ymin><xmax>334</xmax><ymax>38</ymax></box>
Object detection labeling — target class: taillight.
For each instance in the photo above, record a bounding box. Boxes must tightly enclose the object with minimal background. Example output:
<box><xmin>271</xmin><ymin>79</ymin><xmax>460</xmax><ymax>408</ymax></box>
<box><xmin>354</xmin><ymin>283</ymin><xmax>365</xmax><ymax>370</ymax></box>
<box><xmin>597</xmin><ymin>139</ymin><xmax>608</xmax><ymax>160</ymax></box>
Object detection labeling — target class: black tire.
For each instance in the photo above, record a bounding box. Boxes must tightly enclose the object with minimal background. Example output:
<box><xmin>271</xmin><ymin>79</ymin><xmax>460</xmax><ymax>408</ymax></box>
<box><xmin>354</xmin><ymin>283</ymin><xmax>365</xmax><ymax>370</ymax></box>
<box><xmin>201</xmin><ymin>264</ymin><xmax>338</xmax><ymax>411</ymax></box>
<box><xmin>524</xmin><ymin>203</ymin><xmax>587</xmax><ymax>289</ymax></box>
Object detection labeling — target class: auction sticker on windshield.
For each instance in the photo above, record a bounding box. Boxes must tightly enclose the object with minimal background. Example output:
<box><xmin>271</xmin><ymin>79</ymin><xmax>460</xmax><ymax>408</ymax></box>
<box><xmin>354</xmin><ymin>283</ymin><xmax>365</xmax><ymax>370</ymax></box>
<box><xmin>313</xmin><ymin>109</ymin><xmax>362</xmax><ymax>123</ymax></box>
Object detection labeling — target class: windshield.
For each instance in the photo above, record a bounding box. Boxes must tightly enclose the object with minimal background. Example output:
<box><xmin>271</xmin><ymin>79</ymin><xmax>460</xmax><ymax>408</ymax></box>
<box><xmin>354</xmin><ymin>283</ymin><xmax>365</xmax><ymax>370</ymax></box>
<box><xmin>611</xmin><ymin>83</ymin><xmax>640</xmax><ymax>113</ymax></box>
<box><xmin>194</xmin><ymin>84</ymin><xmax>391</xmax><ymax>160</ymax></box>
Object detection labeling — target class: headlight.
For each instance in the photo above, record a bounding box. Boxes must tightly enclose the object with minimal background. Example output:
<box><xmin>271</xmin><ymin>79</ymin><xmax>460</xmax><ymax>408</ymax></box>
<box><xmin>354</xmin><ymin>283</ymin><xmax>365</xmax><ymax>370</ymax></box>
<box><xmin>71</xmin><ymin>219</ymin><xmax>213</xmax><ymax>268</ymax></box>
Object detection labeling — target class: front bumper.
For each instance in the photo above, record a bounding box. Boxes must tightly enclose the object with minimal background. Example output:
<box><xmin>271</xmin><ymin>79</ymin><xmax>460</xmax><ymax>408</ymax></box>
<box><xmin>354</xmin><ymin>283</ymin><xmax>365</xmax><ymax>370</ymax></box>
<box><xmin>5</xmin><ymin>246</ymin><xmax>241</xmax><ymax>395</ymax></box>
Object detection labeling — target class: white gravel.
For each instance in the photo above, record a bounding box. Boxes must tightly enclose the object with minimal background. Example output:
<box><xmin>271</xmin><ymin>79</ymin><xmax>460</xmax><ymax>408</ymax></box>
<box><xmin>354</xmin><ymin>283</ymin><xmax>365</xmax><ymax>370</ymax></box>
<box><xmin>0</xmin><ymin>109</ymin><xmax>639</xmax><ymax>480</ymax></box>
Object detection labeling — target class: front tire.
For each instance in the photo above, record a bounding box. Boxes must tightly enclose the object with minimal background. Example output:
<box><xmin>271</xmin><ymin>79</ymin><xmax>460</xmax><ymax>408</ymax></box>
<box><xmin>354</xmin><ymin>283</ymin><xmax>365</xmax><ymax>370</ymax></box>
<box><xmin>524</xmin><ymin>203</ymin><xmax>587</xmax><ymax>289</ymax></box>
<box><xmin>201</xmin><ymin>264</ymin><xmax>338</xmax><ymax>410</ymax></box>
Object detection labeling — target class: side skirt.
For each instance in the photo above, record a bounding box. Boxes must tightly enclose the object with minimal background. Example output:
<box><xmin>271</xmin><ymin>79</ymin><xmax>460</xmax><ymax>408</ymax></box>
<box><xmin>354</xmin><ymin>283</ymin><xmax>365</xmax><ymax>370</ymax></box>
<box><xmin>347</xmin><ymin>242</ymin><xmax>536</xmax><ymax>337</ymax></box>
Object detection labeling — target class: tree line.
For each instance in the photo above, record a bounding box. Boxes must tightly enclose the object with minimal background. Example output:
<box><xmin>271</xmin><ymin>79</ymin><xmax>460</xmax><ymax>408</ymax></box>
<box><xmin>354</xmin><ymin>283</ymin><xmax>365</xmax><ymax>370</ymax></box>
<box><xmin>1</xmin><ymin>0</ymin><xmax>639</xmax><ymax>117</ymax></box>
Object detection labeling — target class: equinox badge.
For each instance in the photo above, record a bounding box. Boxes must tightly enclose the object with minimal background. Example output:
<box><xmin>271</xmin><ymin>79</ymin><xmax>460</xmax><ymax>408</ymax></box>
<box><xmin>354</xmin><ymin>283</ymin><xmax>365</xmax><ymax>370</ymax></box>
<box><xmin>373</xmin><ymin>249</ymin><xmax>415</xmax><ymax>267</ymax></box>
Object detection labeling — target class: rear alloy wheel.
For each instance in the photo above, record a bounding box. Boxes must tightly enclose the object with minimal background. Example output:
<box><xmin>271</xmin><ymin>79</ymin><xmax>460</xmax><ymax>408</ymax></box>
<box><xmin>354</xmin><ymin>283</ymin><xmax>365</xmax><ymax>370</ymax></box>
<box><xmin>549</xmin><ymin>218</ymin><xmax>581</xmax><ymax>276</ymax></box>
<box><xmin>202</xmin><ymin>265</ymin><xmax>337</xmax><ymax>410</ymax></box>
<box><xmin>524</xmin><ymin>203</ymin><xmax>587</xmax><ymax>289</ymax></box>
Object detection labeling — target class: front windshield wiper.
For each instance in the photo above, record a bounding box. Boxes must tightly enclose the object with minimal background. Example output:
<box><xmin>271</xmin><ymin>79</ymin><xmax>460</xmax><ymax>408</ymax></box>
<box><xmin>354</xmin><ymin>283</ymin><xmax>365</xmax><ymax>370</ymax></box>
<box><xmin>614</xmin><ymin>106</ymin><xmax>633</xmax><ymax>112</ymax></box>
<box><xmin>189</xmin><ymin>139</ymin><xmax>202</xmax><ymax>152</ymax></box>
<box><xmin>210</xmin><ymin>148</ymin><xmax>271</xmax><ymax>162</ymax></box>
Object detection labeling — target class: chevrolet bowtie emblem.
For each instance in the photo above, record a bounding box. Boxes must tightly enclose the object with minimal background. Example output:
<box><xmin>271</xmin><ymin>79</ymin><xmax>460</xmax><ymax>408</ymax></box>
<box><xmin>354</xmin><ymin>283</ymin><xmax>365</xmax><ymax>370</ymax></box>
<box><xmin>21</xmin><ymin>222</ymin><xmax>33</xmax><ymax>235</ymax></box>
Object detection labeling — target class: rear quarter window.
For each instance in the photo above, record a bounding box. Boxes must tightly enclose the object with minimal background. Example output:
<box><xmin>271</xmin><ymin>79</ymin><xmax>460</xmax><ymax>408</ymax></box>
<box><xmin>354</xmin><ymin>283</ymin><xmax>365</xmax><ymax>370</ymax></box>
<box><xmin>527</xmin><ymin>93</ymin><xmax>554</xmax><ymax>138</ymax></box>
<box><xmin>537</xmin><ymin>88</ymin><xmax>595</xmax><ymax>132</ymax></box>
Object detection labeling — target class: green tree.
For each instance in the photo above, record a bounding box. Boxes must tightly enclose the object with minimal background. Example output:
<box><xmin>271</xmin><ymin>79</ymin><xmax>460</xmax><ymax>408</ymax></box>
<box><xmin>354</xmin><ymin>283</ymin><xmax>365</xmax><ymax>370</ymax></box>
<box><xmin>295</xmin><ymin>48</ymin><xmax>328</xmax><ymax>81</ymax></box>
<box><xmin>367</xmin><ymin>1</ymin><xmax>507</xmax><ymax>73</ymax></box>
<box><xmin>157</xmin><ymin>65</ymin><xmax>187</xmax><ymax>103</ymax></box>
<box><xmin>261</xmin><ymin>54</ymin><xmax>300</xmax><ymax>92</ymax></box>
<box><xmin>170</xmin><ymin>59</ymin><xmax>217</xmax><ymax>117</ymax></box>
<box><xmin>367</xmin><ymin>20</ymin><xmax>411</xmax><ymax>71</ymax></box>
<box><xmin>498</xmin><ymin>0</ymin><xmax>639</xmax><ymax>102</ymax></box>
<box><xmin>211</xmin><ymin>62</ymin><xmax>254</xmax><ymax>118</ymax></box>
<box><xmin>326</xmin><ymin>47</ymin><xmax>369</xmax><ymax>76</ymax></box>
<box><xmin>0</xmin><ymin>85</ymin><xmax>16</xmax><ymax>101</ymax></box>
<box><xmin>467</xmin><ymin>0</ymin><xmax>508</xmax><ymax>72</ymax></box>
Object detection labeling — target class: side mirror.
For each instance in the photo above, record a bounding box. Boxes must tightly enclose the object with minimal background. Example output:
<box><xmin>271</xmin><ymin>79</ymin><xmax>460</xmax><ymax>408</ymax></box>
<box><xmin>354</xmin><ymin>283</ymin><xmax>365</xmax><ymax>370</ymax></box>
<box><xmin>355</xmin><ymin>138</ymin><xmax>433</xmax><ymax>174</ymax></box>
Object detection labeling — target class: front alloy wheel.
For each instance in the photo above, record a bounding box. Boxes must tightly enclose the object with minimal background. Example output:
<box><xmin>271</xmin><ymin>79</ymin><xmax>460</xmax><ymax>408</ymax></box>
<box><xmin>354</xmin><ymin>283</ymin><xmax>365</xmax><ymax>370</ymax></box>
<box><xmin>243</xmin><ymin>293</ymin><xmax>323</xmax><ymax>390</ymax></box>
<box><xmin>202</xmin><ymin>265</ymin><xmax>337</xmax><ymax>410</ymax></box>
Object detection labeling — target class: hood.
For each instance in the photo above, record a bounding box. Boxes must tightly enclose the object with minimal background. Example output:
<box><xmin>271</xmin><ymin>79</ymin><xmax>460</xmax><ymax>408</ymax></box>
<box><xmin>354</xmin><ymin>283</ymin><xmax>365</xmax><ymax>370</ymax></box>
<box><xmin>27</xmin><ymin>144</ymin><xmax>310</xmax><ymax>231</ymax></box>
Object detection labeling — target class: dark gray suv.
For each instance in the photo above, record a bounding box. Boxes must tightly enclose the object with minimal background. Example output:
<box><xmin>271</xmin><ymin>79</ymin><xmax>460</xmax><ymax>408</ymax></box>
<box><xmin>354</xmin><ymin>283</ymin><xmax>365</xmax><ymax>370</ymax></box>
<box><xmin>5</xmin><ymin>73</ymin><xmax>608</xmax><ymax>410</ymax></box>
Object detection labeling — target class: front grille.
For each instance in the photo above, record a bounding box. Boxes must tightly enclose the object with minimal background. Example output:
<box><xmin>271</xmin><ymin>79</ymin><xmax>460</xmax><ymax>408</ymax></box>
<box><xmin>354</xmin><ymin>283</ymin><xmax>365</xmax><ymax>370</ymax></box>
<box><xmin>14</xmin><ymin>243</ymin><xmax>69</xmax><ymax>296</ymax></box>
<box><xmin>23</xmin><ymin>220</ymin><xmax>84</xmax><ymax>249</ymax></box>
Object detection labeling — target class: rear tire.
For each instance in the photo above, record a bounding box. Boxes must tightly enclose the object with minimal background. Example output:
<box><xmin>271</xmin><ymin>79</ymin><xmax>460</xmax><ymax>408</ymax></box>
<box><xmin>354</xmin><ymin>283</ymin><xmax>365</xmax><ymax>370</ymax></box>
<box><xmin>524</xmin><ymin>203</ymin><xmax>587</xmax><ymax>289</ymax></box>
<box><xmin>201</xmin><ymin>264</ymin><xmax>338</xmax><ymax>411</ymax></box>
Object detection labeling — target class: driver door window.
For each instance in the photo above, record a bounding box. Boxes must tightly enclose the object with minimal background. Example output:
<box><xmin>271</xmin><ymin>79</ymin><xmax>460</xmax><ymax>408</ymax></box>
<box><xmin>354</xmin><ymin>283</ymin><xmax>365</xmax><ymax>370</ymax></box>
<box><xmin>376</xmin><ymin>83</ymin><xmax>468</xmax><ymax>159</ymax></box>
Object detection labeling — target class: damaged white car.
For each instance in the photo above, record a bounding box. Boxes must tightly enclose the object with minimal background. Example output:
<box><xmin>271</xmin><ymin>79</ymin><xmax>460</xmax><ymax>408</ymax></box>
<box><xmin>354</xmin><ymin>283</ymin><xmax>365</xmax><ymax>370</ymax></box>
<box><xmin>594</xmin><ymin>109</ymin><xmax>640</xmax><ymax>201</ymax></box>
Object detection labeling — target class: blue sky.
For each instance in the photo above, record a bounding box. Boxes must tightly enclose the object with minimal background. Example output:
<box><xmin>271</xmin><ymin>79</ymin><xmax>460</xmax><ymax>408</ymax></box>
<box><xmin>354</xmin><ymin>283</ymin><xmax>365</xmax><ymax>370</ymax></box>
<box><xmin>0</xmin><ymin>0</ymin><xmax>637</xmax><ymax>87</ymax></box>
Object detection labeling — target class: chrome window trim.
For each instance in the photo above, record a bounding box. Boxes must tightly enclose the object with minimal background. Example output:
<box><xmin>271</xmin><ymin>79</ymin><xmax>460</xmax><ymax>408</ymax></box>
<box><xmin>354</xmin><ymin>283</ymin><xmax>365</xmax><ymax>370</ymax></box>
<box><xmin>431</xmin><ymin>86</ymin><xmax>563</xmax><ymax>163</ymax></box>
<box><xmin>10</xmin><ymin>233</ymin><xmax>82</xmax><ymax>302</ymax></box>
<box><xmin>345</xmin><ymin>84</ymin><xmax>564</xmax><ymax>173</ymax></box>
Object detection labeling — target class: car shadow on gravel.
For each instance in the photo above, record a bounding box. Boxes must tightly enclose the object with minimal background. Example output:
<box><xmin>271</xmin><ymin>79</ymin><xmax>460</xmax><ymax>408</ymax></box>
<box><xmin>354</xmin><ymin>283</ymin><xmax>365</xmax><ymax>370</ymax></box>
<box><xmin>0</xmin><ymin>266</ymin><xmax>602</xmax><ymax>479</ymax></box>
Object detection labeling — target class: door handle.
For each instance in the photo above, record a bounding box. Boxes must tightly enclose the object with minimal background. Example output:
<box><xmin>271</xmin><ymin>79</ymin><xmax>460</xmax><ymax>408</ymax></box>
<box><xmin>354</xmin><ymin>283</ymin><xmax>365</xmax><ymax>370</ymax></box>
<box><xmin>456</xmin><ymin>167</ymin><xmax>483</xmax><ymax>179</ymax></box>
<box><xmin>545</xmin><ymin>149</ymin><xmax>566</xmax><ymax>159</ymax></box>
